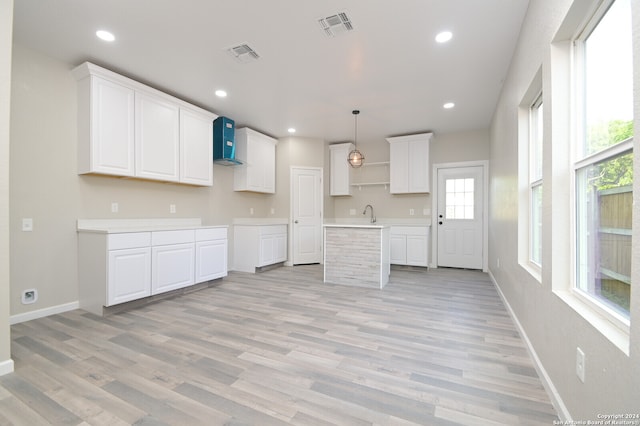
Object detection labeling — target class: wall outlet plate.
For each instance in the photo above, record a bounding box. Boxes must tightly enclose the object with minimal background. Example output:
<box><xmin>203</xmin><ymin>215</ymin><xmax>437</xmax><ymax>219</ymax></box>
<box><xmin>576</xmin><ymin>347</ymin><xmax>586</xmax><ymax>383</ymax></box>
<box><xmin>22</xmin><ymin>288</ymin><xmax>38</xmax><ymax>304</ymax></box>
<box><xmin>22</xmin><ymin>218</ymin><xmax>33</xmax><ymax>232</ymax></box>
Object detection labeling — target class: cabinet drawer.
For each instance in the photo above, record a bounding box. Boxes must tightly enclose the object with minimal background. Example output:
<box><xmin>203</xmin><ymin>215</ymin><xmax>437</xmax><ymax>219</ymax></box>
<box><xmin>390</xmin><ymin>226</ymin><xmax>428</xmax><ymax>236</ymax></box>
<box><xmin>259</xmin><ymin>225</ymin><xmax>287</xmax><ymax>236</ymax></box>
<box><xmin>196</xmin><ymin>227</ymin><xmax>227</xmax><ymax>241</ymax></box>
<box><xmin>108</xmin><ymin>232</ymin><xmax>151</xmax><ymax>250</ymax></box>
<box><xmin>152</xmin><ymin>229</ymin><xmax>195</xmax><ymax>246</ymax></box>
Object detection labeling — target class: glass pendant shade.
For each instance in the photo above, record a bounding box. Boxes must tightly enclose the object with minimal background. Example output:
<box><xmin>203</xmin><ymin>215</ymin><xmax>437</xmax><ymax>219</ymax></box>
<box><xmin>348</xmin><ymin>109</ymin><xmax>364</xmax><ymax>168</ymax></box>
<box><xmin>348</xmin><ymin>149</ymin><xmax>364</xmax><ymax>167</ymax></box>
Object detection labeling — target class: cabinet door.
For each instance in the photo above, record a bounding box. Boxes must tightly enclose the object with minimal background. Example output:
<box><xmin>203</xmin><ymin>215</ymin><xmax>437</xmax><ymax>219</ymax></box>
<box><xmin>259</xmin><ymin>236</ymin><xmax>275</xmax><ymax>266</ymax></box>
<box><xmin>262</xmin><ymin>137</ymin><xmax>276</xmax><ymax>193</ymax></box>
<box><xmin>180</xmin><ymin>108</ymin><xmax>213</xmax><ymax>186</ymax></box>
<box><xmin>330</xmin><ymin>143</ymin><xmax>353</xmax><ymax>196</ymax></box>
<box><xmin>88</xmin><ymin>77</ymin><xmax>135</xmax><ymax>176</ymax></box>
<box><xmin>135</xmin><ymin>92</ymin><xmax>180</xmax><ymax>182</ymax></box>
<box><xmin>274</xmin><ymin>233</ymin><xmax>287</xmax><ymax>263</ymax></box>
<box><xmin>234</xmin><ymin>129</ymin><xmax>277</xmax><ymax>193</ymax></box>
<box><xmin>151</xmin><ymin>243</ymin><xmax>195</xmax><ymax>294</ymax></box>
<box><xmin>406</xmin><ymin>235</ymin><xmax>428</xmax><ymax>266</ymax></box>
<box><xmin>389</xmin><ymin>141</ymin><xmax>409</xmax><ymax>194</ymax></box>
<box><xmin>108</xmin><ymin>247</ymin><xmax>151</xmax><ymax>305</ymax></box>
<box><xmin>195</xmin><ymin>239</ymin><xmax>227</xmax><ymax>283</ymax></box>
<box><xmin>408</xmin><ymin>140</ymin><xmax>429</xmax><ymax>193</ymax></box>
<box><xmin>389</xmin><ymin>234</ymin><xmax>407</xmax><ymax>265</ymax></box>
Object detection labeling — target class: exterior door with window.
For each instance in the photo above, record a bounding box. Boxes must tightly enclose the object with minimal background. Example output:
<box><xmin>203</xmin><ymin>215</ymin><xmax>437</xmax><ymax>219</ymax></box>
<box><xmin>437</xmin><ymin>166</ymin><xmax>484</xmax><ymax>269</ymax></box>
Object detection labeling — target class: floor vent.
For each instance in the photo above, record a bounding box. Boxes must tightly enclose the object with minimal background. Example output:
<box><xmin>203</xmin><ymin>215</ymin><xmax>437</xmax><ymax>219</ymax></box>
<box><xmin>226</xmin><ymin>43</ymin><xmax>260</xmax><ymax>63</ymax></box>
<box><xmin>318</xmin><ymin>12</ymin><xmax>354</xmax><ymax>37</ymax></box>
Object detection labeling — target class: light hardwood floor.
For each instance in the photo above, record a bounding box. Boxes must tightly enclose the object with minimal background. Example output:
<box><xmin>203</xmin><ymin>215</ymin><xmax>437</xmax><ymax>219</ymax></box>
<box><xmin>0</xmin><ymin>265</ymin><xmax>558</xmax><ymax>425</ymax></box>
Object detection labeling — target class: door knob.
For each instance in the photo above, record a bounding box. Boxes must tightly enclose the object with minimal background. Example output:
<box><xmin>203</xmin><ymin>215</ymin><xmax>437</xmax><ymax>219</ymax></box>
<box><xmin>439</xmin><ymin>221</ymin><xmax>443</xmax><ymax>225</ymax></box>
<box><xmin>439</xmin><ymin>214</ymin><xmax>443</xmax><ymax>218</ymax></box>
<box><xmin>294</xmin><ymin>220</ymin><xmax>299</xmax><ymax>224</ymax></box>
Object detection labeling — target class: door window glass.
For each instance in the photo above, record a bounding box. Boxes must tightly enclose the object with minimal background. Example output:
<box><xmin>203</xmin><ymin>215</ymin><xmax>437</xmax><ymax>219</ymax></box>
<box><xmin>445</xmin><ymin>178</ymin><xmax>475</xmax><ymax>219</ymax></box>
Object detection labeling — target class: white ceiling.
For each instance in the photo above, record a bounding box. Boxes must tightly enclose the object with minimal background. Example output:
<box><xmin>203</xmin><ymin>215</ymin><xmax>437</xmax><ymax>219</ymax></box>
<box><xmin>12</xmin><ymin>0</ymin><xmax>529</xmax><ymax>146</ymax></box>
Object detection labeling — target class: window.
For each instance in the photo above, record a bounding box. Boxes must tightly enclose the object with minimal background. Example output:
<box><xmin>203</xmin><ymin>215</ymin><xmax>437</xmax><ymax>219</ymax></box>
<box><xmin>517</xmin><ymin>69</ymin><xmax>543</xmax><ymax>278</ymax></box>
<box><xmin>445</xmin><ymin>178</ymin><xmax>475</xmax><ymax>220</ymax></box>
<box><xmin>530</xmin><ymin>95</ymin><xmax>543</xmax><ymax>266</ymax></box>
<box><xmin>573</xmin><ymin>0</ymin><xmax>633</xmax><ymax>324</ymax></box>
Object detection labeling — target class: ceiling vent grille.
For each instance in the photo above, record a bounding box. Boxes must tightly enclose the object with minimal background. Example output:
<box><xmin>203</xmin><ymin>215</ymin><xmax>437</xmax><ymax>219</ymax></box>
<box><xmin>226</xmin><ymin>43</ymin><xmax>260</xmax><ymax>63</ymax></box>
<box><xmin>318</xmin><ymin>12</ymin><xmax>354</xmax><ymax>37</ymax></box>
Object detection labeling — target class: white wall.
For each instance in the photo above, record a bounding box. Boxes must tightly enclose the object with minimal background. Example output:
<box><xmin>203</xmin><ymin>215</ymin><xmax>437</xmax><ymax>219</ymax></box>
<box><xmin>329</xmin><ymin>129</ymin><xmax>490</xmax><ymax>221</ymax></box>
<box><xmin>489</xmin><ymin>0</ymin><xmax>639</xmax><ymax>418</ymax></box>
<box><xmin>0</xmin><ymin>0</ymin><xmax>14</xmax><ymax>374</ymax></box>
<box><xmin>8</xmin><ymin>45</ymin><xmax>277</xmax><ymax>317</ymax></box>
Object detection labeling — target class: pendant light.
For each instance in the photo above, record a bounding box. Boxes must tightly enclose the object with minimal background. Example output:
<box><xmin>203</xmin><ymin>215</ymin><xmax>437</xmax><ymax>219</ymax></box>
<box><xmin>348</xmin><ymin>109</ymin><xmax>365</xmax><ymax>168</ymax></box>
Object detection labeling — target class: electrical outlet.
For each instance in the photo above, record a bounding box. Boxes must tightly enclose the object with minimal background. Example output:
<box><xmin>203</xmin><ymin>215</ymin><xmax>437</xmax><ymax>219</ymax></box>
<box><xmin>250</xmin><ymin>207</ymin><xmax>254</xmax><ymax>215</ymax></box>
<box><xmin>576</xmin><ymin>347</ymin><xmax>586</xmax><ymax>383</ymax></box>
<box><xmin>349</xmin><ymin>209</ymin><xmax>356</xmax><ymax>216</ymax></box>
<box><xmin>409</xmin><ymin>209</ymin><xmax>415</xmax><ymax>216</ymax></box>
<box><xmin>270</xmin><ymin>208</ymin><xmax>275</xmax><ymax>215</ymax></box>
<box><xmin>22</xmin><ymin>218</ymin><xmax>33</xmax><ymax>232</ymax></box>
<box><xmin>111</xmin><ymin>202</ymin><xmax>119</xmax><ymax>213</ymax></box>
<box><xmin>22</xmin><ymin>289</ymin><xmax>38</xmax><ymax>304</ymax></box>
<box><xmin>423</xmin><ymin>208</ymin><xmax>430</xmax><ymax>216</ymax></box>
<box><xmin>169</xmin><ymin>204</ymin><xmax>176</xmax><ymax>214</ymax></box>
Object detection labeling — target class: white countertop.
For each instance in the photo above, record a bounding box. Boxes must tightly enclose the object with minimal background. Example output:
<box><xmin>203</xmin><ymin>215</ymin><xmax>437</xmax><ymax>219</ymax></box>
<box><xmin>77</xmin><ymin>218</ymin><xmax>228</xmax><ymax>233</ymax></box>
<box><xmin>323</xmin><ymin>223</ymin><xmax>389</xmax><ymax>229</ymax></box>
<box><xmin>232</xmin><ymin>218</ymin><xmax>289</xmax><ymax>226</ymax></box>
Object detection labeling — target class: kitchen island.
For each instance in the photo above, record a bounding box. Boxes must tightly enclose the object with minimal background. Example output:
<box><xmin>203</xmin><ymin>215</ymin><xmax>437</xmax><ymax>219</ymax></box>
<box><xmin>323</xmin><ymin>224</ymin><xmax>390</xmax><ymax>289</ymax></box>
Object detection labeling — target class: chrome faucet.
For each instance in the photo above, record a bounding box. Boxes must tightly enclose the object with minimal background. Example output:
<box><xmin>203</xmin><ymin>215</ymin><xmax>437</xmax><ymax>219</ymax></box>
<box><xmin>363</xmin><ymin>204</ymin><xmax>376</xmax><ymax>223</ymax></box>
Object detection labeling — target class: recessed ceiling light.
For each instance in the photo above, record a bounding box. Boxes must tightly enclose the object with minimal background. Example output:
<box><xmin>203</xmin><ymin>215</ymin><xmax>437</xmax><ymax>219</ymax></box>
<box><xmin>288</xmin><ymin>128</ymin><xmax>296</xmax><ymax>134</ymax></box>
<box><xmin>435</xmin><ymin>31</ymin><xmax>452</xmax><ymax>43</ymax></box>
<box><xmin>96</xmin><ymin>30</ymin><xmax>115</xmax><ymax>42</ymax></box>
<box><xmin>215</xmin><ymin>89</ymin><xmax>227</xmax><ymax>98</ymax></box>
<box><xmin>443</xmin><ymin>102</ymin><xmax>455</xmax><ymax>109</ymax></box>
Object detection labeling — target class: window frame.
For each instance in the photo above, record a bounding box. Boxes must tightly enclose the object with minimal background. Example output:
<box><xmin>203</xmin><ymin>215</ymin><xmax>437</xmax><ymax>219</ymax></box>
<box><xmin>529</xmin><ymin>94</ymin><xmax>544</xmax><ymax>268</ymax></box>
<box><xmin>570</xmin><ymin>0</ymin><xmax>632</xmax><ymax>333</ymax></box>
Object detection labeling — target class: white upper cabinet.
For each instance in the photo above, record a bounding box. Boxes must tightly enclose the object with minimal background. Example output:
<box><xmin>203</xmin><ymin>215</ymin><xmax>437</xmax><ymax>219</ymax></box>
<box><xmin>135</xmin><ymin>92</ymin><xmax>180</xmax><ymax>182</ymax></box>
<box><xmin>329</xmin><ymin>143</ymin><xmax>354</xmax><ymax>196</ymax></box>
<box><xmin>387</xmin><ymin>133</ymin><xmax>432</xmax><ymax>194</ymax></box>
<box><xmin>234</xmin><ymin>128</ymin><xmax>277</xmax><ymax>193</ymax></box>
<box><xmin>77</xmin><ymin>76</ymin><xmax>135</xmax><ymax>176</ymax></box>
<box><xmin>180</xmin><ymin>108</ymin><xmax>213</xmax><ymax>186</ymax></box>
<box><xmin>72</xmin><ymin>62</ymin><xmax>216</xmax><ymax>186</ymax></box>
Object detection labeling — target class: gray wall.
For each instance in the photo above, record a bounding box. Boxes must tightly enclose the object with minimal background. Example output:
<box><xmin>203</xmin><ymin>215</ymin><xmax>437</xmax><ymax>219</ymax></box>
<box><xmin>489</xmin><ymin>0</ymin><xmax>639</xmax><ymax>417</ymax></box>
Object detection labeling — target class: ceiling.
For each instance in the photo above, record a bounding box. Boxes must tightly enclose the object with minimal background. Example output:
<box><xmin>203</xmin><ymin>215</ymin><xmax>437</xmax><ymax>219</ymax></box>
<box><xmin>11</xmin><ymin>0</ymin><xmax>529</xmax><ymax>146</ymax></box>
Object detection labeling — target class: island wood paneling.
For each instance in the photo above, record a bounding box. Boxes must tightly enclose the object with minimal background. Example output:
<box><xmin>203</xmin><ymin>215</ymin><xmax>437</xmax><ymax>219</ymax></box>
<box><xmin>0</xmin><ymin>265</ymin><xmax>558</xmax><ymax>425</ymax></box>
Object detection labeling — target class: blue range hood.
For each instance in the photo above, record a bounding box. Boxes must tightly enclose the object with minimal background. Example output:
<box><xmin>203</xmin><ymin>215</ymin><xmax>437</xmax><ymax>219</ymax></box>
<box><xmin>213</xmin><ymin>116</ymin><xmax>243</xmax><ymax>165</ymax></box>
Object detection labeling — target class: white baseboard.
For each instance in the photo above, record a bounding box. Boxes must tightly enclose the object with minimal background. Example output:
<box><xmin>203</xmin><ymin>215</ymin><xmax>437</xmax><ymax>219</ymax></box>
<box><xmin>488</xmin><ymin>270</ymin><xmax>572</xmax><ymax>422</ymax></box>
<box><xmin>0</xmin><ymin>358</ymin><xmax>14</xmax><ymax>376</ymax></box>
<box><xmin>9</xmin><ymin>301</ymin><xmax>79</xmax><ymax>325</ymax></box>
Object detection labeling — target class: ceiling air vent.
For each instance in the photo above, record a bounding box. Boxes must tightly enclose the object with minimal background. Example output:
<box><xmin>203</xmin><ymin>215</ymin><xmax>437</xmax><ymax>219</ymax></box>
<box><xmin>226</xmin><ymin>43</ymin><xmax>260</xmax><ymax>63</ymax></box>
<box><xmin>318</xmin><ymin>12</ymin><xmax>354</xmax><ymax>37</ymax></box>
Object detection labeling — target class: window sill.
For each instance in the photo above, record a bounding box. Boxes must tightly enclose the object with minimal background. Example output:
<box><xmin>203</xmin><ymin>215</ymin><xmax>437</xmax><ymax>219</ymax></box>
<box><xmin>519</xmin><ymin>261</ymin><xmax>542</xmax><ymax>284</ymax></box>
<box><xmin>553</xmin><ymin>290</ymin><xmax>630</xmax><ymax>355</ymax></box>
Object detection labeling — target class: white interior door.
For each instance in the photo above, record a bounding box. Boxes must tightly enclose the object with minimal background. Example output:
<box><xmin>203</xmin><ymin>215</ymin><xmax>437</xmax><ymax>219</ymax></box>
<box><xmin>291</xmin><ymin>167</ymin><xmax>323</xmax><ymax>265</ymax></box>
<box><xmin>437</xmin><ymin>166</ymin><xmax>484</xmax><ymax>269</ymax></box>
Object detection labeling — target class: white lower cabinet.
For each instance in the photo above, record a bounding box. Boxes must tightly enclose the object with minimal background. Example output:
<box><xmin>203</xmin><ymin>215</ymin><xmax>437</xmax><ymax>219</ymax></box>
<box><xmin>107</xmin><ymin>233</ymin><xmax>152</xmax><ymax>306</ymax></box>
<box><xmin>78</xmin><ymin>226</ymin><xmax>228</xmax><ymax>315</ymax></box>
<box><xmin>195</xmin><ymin>228</ymin><xmax>228</xmax><ymax>282</ymax></box>
<box><xmin>234</xmin><ymin>224</ymin><xmax>287</xmax><ymax>273</ymax></box>
<box><xmin>389</xmin><ymin>226</ymin><xmax>430</xmax><ymax>267</ymax></box>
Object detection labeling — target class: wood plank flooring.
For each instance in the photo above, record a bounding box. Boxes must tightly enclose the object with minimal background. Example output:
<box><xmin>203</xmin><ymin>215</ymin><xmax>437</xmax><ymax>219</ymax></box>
<box><xmin>0</xmin><ymin>265</ymin><xmax>558</xmax><ymax>425</ymax></box>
